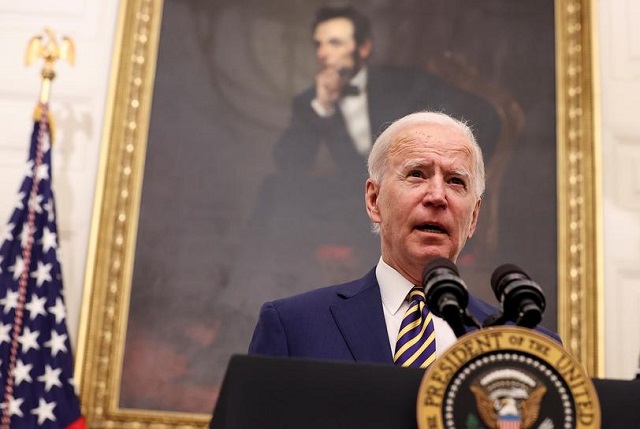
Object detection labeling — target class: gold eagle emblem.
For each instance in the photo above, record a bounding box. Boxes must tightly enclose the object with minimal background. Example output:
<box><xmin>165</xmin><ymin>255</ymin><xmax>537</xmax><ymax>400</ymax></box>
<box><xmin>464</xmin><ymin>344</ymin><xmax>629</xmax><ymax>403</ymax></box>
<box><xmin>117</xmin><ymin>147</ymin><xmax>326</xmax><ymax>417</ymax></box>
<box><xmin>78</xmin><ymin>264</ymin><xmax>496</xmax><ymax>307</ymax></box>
<box><xmin>470</xmin><ymin>369</ymin><xmax>547</xmax><ymax>429</ymax></box>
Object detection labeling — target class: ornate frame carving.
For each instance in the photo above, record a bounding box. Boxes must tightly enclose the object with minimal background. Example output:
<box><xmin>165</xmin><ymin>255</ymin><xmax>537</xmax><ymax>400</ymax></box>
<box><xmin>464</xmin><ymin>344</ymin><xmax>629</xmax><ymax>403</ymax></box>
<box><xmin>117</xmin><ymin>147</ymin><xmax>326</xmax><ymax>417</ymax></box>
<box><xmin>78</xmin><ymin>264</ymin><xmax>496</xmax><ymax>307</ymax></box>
<box><xmin>76</xmin><ymin>0</ymin><xmax>601</xmax><ymax>427</ymax></box>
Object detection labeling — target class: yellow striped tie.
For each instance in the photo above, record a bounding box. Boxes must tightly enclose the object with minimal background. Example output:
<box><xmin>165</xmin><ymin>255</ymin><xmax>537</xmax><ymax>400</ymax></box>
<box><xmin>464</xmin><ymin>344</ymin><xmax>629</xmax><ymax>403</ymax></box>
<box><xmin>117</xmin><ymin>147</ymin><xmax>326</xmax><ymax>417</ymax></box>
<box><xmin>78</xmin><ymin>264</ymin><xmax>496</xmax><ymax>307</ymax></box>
<box><xmin>394</xmin><ymin>286</ymin><xmax>437</xmax><ymax>368</ymax></box>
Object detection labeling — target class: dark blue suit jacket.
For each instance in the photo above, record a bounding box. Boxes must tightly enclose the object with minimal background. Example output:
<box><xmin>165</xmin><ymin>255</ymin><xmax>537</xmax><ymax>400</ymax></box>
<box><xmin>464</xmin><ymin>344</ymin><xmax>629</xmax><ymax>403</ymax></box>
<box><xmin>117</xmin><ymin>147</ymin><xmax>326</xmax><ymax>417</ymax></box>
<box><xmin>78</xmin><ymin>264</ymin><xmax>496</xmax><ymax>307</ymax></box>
<box><xmin>249</xmin><ymin>268</ymin><xmax>560</xmax><ymax>363</ymax></box>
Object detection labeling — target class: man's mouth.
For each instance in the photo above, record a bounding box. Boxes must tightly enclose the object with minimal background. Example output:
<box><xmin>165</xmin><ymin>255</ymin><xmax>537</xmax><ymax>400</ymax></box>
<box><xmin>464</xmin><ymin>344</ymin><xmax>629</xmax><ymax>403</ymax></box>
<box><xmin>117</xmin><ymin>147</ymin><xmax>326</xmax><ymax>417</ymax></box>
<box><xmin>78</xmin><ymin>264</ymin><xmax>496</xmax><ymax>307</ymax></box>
<box><xmin>416</xmin><ymin>222</ymin><xmax>447</xmax><ymax>234</ymax></box>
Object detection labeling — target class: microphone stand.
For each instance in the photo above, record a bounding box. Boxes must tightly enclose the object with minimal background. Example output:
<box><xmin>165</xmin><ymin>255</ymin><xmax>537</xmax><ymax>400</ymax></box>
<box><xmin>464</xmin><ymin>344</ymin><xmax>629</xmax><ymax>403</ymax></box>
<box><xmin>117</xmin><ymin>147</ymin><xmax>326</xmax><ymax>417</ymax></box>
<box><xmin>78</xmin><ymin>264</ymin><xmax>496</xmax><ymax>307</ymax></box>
<box><xmin>438</xmin><ymin>300</ymin><xmax>482</xmax><ymax>338</ymax></box>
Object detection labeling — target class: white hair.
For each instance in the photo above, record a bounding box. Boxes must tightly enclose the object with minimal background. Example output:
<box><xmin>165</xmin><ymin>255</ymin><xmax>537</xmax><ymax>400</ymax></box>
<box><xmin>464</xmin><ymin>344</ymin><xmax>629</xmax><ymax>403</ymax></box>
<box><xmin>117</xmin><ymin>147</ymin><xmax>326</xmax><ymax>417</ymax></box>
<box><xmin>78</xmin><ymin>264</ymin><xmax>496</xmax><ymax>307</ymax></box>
<box><xmin>366</xmin><ymin>111</ymin><xmax>485</xmax><ymax>233</ymax></box>
<box><xmin>367</xmin><ymin>110</ymin><xmax>485</xmax><ymax>195</ymax></box>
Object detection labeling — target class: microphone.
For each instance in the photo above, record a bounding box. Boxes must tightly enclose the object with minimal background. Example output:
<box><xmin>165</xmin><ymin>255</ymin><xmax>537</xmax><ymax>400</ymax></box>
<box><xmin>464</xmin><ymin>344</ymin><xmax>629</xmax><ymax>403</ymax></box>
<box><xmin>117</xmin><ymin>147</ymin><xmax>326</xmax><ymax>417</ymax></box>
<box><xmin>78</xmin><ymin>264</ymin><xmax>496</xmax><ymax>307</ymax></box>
<box><xmin>490</xmin><ymin>264</ymin><xmax>546</xmax><ymax>328</ymax></box>
<box><xmin>422</xmin><ymin>257</ymin><xmax>480</xmax><ymax>337</ymax></box>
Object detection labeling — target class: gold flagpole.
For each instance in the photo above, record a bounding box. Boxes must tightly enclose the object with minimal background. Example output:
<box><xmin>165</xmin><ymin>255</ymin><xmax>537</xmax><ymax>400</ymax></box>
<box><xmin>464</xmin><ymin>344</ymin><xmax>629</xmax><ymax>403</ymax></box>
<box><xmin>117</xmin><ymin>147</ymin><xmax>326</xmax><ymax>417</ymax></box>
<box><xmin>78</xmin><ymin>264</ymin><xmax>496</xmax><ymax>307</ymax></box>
<box><xmin>25</xmin><ymin>28</ymin><xmax>75</xmax><ymax>141</ymax></box>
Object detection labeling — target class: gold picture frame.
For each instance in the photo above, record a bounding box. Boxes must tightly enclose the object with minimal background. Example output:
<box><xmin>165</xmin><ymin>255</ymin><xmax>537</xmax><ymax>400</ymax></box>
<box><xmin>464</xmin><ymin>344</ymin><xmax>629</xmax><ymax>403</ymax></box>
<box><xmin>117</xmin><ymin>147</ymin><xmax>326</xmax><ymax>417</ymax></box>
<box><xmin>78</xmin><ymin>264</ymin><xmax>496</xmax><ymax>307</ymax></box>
<box><xmin>76</xmin><ymin>0</ymin><xmax>601</xmax><ymax>427</ymax></box>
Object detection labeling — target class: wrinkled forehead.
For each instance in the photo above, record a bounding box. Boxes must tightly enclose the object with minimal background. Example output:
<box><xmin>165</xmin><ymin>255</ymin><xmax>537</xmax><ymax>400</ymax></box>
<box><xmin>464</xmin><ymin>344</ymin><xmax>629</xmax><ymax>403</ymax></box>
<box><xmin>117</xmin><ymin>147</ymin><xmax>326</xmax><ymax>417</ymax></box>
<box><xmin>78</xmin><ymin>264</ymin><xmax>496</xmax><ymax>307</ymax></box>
<box><xmin>388</xmin><ymin>123</ymin><xmax>475</xmax><ymax>164</ymax></box>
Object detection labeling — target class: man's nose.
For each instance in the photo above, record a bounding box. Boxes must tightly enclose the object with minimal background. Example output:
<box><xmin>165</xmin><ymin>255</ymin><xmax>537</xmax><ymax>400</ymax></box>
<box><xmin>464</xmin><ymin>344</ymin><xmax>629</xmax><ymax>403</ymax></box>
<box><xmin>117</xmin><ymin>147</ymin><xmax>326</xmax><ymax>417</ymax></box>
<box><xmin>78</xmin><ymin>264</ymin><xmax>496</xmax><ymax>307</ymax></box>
<box><xmin>422</xmin><ymin>179</ymin><xmax>447</xmax><ymax>208</ymax></box>
<box><xmin>316</xmin><ymin>45</ymin><xmax>328</xmax><ymax>61</ymax></box>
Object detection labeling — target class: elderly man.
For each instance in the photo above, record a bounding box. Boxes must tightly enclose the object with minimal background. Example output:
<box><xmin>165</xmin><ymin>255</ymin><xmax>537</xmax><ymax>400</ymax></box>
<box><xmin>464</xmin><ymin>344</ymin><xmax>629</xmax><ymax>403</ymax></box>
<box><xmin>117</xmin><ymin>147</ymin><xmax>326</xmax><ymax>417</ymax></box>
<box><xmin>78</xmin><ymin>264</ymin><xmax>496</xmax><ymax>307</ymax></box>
<box><xmin>249</xmin><ymin>111</ymin><xmax>558</xmax><ymax>366</ymax></box>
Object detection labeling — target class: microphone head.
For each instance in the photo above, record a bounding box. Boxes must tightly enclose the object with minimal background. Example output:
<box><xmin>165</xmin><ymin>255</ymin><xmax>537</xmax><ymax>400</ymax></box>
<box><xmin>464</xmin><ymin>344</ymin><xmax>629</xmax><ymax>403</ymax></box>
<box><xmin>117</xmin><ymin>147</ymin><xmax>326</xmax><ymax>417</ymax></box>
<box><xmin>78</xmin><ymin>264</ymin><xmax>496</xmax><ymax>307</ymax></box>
<box><xmin>422</xmin><ymin>257</ymin><xmax>459</xmax><ymax>285</ymax></box>
<box><xmin>422</xmin><ymin>257</ymin><xmax>468</xmax><ymax>319</ymax></box>
<box><xmin>490</xmin><ymin>263</ymin><xmax>530</xmax><ymax>297</ymax></box>
<box><xmin>490</xmin><ymin>263</ymin><xmax>546</xmax><ymax>328</ymax></box>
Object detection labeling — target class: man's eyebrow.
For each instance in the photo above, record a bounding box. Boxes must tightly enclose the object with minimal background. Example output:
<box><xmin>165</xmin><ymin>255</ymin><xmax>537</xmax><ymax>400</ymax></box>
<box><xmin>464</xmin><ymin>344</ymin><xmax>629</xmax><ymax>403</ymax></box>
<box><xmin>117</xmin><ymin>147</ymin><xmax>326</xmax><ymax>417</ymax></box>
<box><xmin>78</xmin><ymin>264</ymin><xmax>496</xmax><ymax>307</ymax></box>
<box><xmin>401</xmin><ymin>162</ymin><xmax>471</xmax><ymax>179</ymax></box>
<box><xmin>328</xmin><ymin>36</ymin><xmax>345</xmax><ymax>44</ymax></box>
<box><xmin>401</xmin><ymin>160</ymin><xmax>429</xmax><ymax>171</ymax></box>
<box><xmin>450</xmin><ymin>168</ymin><xmax>471</xmax><ymax>180</ymax></box>
<box><xmin>451</xmin><ymin>168</ymin><xmax>470</xmax><ymax>176</ymax></box>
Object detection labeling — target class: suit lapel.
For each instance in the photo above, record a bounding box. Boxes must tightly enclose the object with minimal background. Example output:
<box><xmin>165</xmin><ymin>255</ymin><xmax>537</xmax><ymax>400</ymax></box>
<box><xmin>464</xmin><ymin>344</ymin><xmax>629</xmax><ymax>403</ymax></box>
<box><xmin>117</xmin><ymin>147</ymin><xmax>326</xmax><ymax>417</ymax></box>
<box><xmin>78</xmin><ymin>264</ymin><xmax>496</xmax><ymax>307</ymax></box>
<box><xmin>329</xmin><ymin>271</ymin><xmax>393</xmax><ymax>364</ymax></box>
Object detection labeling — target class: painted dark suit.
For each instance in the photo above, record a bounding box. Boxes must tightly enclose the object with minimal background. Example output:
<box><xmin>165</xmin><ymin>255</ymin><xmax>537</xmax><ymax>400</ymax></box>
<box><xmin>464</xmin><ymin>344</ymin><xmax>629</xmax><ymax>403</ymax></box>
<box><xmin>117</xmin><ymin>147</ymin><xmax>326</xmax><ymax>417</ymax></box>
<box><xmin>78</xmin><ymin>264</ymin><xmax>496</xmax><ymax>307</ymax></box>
<box><xmin>248</xmin><ymin>268</ymin><xmax>561</xmax><ymax>361</ymax></box>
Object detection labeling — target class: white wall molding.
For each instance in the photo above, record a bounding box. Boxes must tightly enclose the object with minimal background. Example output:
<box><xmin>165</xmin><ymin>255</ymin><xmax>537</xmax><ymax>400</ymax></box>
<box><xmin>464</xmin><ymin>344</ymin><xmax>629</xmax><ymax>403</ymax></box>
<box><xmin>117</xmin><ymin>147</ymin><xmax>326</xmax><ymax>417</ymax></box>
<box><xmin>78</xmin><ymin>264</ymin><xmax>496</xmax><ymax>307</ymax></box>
<box><xmin>600</xmin><ymin>0</ymin><xmax>640</xmax><ymax>379</ymax></box>
<box><xmin>605</xmin><ymin>263</ymin><xmax>640</xmax><ymax>379</ymax></box>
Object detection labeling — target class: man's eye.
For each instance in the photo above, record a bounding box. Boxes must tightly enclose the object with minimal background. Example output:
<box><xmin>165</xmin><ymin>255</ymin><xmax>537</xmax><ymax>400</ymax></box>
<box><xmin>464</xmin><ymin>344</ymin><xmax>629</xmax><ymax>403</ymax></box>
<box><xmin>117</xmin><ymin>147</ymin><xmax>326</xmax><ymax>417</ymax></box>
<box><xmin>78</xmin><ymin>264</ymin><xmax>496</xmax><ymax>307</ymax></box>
<box><xmin>409</xmin><ymin>171</ymin><xmax>423</xmax><ymax>178</ymax></box>
<box><xmin>449</xmin><ymin>177</ymin><xmax>466</xmax><ymax>186</ymax></box>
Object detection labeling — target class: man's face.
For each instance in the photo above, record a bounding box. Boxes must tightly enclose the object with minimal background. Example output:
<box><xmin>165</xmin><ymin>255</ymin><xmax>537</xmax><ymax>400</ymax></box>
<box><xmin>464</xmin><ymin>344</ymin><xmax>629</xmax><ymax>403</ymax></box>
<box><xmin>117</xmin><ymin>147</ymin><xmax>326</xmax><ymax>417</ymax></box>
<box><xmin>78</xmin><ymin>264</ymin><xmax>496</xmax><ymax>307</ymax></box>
<box><xmin>365</xmin><ymin>123</ymin><xmax>482</xmax><ymax>283</ymax></box>
<box><xmin>313</xmin><ymin>17</ymin><xmax>371</xmax><ymax>76</ymax></box>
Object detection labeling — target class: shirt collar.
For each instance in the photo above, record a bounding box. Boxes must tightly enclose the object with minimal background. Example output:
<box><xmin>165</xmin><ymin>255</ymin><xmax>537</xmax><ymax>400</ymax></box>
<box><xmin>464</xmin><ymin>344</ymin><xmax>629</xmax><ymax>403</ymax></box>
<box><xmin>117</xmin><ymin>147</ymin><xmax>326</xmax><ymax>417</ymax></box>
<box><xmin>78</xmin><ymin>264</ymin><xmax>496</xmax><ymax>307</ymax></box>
<box><xmin>376</xmin><ymin>257</ymin><xmax>414</xmax><ymax>316</ymax></box>
<box><xmin>350</xmin><ymin>66</ymin><xmax>367</xmax><ymax>91</ymax></box>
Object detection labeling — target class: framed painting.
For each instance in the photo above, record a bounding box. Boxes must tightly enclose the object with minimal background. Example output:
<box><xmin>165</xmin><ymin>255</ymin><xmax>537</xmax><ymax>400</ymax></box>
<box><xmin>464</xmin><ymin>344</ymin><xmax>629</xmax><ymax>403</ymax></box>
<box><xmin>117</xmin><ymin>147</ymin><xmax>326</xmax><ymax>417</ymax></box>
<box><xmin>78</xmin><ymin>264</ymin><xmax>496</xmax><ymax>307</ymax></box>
<box><xmin>76</xmin><ymin>0</ymin><xmax>600</xmax><ymax>426</ymax></box>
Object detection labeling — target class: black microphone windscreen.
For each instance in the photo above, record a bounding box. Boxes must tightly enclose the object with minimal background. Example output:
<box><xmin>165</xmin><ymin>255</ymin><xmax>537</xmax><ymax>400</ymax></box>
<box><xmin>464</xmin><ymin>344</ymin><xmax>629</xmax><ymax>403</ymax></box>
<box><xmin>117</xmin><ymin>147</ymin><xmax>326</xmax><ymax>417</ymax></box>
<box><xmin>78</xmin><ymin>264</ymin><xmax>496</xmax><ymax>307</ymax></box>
<box><xmin>422</xmin><ymin>257</ymin><xmax>459</xmax><ymax>283</ymax></box>
<box><xmin>490</xmin><ymin>264</ymin><xmax>530</xmax><ymax>293</ymax></box>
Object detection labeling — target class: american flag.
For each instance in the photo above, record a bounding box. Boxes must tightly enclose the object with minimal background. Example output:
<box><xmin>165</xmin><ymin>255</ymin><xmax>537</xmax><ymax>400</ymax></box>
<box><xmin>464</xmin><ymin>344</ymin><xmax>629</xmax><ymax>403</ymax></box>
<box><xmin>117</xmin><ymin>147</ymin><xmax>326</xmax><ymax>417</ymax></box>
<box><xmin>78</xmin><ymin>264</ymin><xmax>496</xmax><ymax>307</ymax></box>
<box><xmin>498</xmin><ymin>415</ymin><xmax>521</xmax><ymax>429</ymax></box>
<box><xmin>0</xmin><ymin>105</ymin><xmax>85</xmax><ymax>428</ymax></box>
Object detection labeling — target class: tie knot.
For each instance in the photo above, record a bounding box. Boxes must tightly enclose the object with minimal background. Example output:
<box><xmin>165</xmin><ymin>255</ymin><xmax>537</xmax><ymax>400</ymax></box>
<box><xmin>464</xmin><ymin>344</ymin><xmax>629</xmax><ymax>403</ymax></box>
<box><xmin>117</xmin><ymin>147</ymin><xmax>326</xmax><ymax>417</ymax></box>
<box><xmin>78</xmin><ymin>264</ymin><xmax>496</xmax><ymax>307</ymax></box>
<box><xmin>408</xmin><ymin>286</ymin><xmax>425</xmax><ymax>302</ymax></box>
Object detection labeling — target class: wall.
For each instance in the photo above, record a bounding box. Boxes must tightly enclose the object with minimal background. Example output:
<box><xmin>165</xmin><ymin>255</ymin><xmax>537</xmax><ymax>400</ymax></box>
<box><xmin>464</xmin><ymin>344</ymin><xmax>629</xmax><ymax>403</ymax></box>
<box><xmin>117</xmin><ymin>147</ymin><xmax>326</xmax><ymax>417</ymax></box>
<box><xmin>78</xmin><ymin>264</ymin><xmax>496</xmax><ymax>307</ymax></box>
<box><xmin>599</xmin><ymin>0</ymin><xmax>640</xmax><ymax>379</ymax></box>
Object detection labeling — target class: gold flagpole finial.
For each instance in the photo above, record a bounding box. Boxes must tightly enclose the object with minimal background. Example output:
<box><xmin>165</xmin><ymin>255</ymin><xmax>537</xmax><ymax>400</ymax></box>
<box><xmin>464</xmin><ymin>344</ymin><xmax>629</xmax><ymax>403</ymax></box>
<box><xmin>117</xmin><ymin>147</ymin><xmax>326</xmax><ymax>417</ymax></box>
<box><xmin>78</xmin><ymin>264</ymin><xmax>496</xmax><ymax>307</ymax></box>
<box><xmin>25</xmin><ymin>28</ymin><xmax>75</xmax><ymax>105</ymax></box>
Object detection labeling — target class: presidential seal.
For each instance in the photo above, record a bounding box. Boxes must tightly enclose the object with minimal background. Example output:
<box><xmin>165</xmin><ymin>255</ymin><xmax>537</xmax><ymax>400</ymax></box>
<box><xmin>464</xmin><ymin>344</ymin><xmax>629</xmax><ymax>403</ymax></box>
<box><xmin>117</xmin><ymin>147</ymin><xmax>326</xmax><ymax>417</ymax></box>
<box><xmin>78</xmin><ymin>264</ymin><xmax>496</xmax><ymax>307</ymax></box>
<box><xmin>416</xmin><ymin>327</ymin><xmax>600</xmax><ymax>429</ymax></box>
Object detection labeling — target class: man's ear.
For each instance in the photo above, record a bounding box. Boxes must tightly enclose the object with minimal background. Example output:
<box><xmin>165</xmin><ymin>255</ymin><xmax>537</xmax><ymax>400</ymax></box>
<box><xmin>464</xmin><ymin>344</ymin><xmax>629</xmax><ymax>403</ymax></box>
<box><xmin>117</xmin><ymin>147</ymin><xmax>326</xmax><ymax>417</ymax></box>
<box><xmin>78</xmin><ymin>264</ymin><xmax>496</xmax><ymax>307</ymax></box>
<box><xmin>365</xmin><ymin>179</ymin><xmax>381</xmax><ymax>223</ymax></box>
<box><xmin>358</xmin><ymin>39</ymin><xmax>372</xmax><ymax>60</ymax></box>
<box><xmin>467</xmin><ymin>198</ymin><xmax>482</xmax><ymax>239</ymax></box>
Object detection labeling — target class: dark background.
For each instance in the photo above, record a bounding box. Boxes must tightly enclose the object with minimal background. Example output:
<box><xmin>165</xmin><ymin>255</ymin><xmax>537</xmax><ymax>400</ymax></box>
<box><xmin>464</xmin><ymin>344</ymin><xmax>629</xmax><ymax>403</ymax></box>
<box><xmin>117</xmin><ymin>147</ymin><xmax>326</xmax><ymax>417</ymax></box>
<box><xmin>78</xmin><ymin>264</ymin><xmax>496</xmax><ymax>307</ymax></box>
<box><xmin>119</xmin><ymin>0</ymin><xmax>556</xmax><ymax>414</ymax></box>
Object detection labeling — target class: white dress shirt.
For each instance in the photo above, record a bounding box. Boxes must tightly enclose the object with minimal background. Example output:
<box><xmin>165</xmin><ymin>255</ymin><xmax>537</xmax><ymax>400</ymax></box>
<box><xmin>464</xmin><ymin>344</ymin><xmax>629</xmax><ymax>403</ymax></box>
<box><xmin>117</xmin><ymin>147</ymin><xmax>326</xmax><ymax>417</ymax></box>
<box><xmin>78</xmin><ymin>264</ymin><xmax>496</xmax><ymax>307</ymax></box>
<box><xmin>376</xmin><ymin>257</ymin><xmax>458</xmax><ymax>358</ymax></box>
